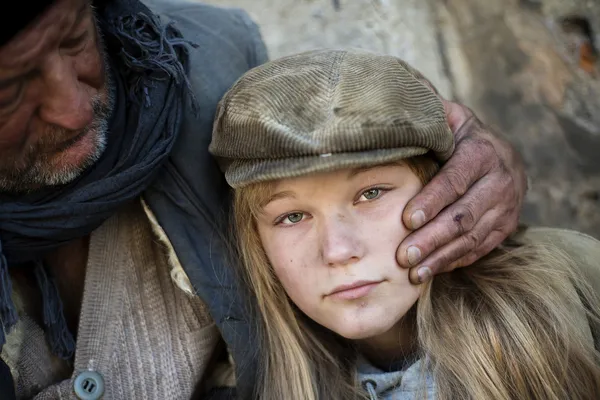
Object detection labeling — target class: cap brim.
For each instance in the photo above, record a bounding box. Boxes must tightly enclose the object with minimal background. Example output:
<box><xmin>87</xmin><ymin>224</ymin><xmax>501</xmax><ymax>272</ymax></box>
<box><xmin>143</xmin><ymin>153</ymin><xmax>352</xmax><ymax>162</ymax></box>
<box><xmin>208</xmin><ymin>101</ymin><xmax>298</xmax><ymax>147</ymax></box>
<box><xmin>226</xmin><ymin>147</ymin><xmax>432</xmax><ymax>188</ymax></box>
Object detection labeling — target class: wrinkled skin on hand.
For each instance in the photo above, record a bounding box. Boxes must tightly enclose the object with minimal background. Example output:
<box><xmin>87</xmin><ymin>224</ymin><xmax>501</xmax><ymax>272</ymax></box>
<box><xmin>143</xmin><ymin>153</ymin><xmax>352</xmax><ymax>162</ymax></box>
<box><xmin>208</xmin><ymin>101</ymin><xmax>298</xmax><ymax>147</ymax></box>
<box><xmin>397</xmin><ymin>99</ymin><xmax>527</xmax><ymax>284</ymax></box>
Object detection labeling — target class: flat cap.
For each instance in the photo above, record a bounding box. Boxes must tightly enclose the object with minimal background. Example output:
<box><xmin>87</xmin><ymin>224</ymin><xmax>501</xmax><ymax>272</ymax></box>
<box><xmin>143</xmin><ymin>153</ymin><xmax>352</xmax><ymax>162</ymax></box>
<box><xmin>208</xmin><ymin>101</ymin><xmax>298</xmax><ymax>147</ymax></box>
<box><xmin>210</xmin><ymin>49</ymin><xmax>454</xmax><ymax>188</ymax></box>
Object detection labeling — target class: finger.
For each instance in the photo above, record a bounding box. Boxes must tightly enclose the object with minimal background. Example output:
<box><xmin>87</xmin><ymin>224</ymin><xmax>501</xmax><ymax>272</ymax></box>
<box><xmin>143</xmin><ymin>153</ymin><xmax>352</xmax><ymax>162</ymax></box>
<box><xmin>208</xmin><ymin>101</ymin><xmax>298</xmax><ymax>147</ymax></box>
<box><xmin>407</xmin><ymin>209</ymin><xmax>500</xmax><ymax>284</ymax></box>
<box><xmin>402</xmin><ymin>140</ymin><xmax>495</xmax><ymax>230</ymax></box>
<box><xmin>447</xmin><ymin>229</ymin><xmax>508</xmax><ymax>270</ymax></box>
<box><xmin>409</xmin><ymin>264</ymin><xmax>428</xmax><ymax>286</ymax></box>
<box><xmin>440</xmin><ymin>98</ymin><xmax>473</xmax><ymax>133</ymax></box>
<box><xmin>397</xmin><ymin>175</ymin><xmax>496</xmax><ymax>268</ymax></box>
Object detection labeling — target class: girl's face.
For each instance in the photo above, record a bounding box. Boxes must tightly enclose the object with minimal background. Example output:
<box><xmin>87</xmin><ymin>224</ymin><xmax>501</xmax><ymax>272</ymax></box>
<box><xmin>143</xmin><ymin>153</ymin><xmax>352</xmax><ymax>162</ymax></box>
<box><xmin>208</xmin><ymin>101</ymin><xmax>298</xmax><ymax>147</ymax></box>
<box><xmin>257</xmin><ymin>163</ymin><xmax>423</xmax><ymax>340</ymax></box>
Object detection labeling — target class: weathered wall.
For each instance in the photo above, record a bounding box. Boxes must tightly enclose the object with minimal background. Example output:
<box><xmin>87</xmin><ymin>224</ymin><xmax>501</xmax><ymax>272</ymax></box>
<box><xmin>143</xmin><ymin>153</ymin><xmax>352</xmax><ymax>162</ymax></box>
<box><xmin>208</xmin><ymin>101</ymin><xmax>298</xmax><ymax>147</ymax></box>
<box><xmin>200</xmin><ymin>0</ymin><xmax>600</xmax><ymax>238</ymax></box>
<box><xmin>434</xmin><ymin>0</ymin><xmax>600</xmax><ymax>238</ymax></box>
<box><xmin>201</xmin><ymin>0</ymin><xmax>453</xmax><ymax>96</ymax></box>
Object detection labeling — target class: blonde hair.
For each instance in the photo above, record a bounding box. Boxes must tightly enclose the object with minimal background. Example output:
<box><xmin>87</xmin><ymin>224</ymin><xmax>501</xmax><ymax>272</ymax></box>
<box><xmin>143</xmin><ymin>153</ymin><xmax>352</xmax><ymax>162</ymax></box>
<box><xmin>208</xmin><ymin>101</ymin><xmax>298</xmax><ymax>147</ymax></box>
<box><xmin>232</xmin><ymin>155</ymin><xmax>600</xmax><ymax>400</ymax></box>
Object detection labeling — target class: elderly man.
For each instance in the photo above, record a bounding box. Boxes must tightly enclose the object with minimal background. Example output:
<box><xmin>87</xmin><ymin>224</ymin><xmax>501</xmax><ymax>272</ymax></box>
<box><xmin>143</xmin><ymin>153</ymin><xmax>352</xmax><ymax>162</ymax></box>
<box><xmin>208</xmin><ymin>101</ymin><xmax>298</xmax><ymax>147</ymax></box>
<box><xmin>0</xmin><ymin>0</ymin><xmax>527</xmax><ymax>399</ymax></box>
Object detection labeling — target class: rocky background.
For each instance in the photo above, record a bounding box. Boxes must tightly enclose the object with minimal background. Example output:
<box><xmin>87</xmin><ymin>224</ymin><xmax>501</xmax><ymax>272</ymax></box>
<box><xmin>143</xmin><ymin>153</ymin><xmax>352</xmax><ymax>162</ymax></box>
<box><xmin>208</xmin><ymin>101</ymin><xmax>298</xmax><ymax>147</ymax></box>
<box><xmin>203</xmin><ymin>0</ymin><xmax>600</xmax><ymax>238</ymax></box>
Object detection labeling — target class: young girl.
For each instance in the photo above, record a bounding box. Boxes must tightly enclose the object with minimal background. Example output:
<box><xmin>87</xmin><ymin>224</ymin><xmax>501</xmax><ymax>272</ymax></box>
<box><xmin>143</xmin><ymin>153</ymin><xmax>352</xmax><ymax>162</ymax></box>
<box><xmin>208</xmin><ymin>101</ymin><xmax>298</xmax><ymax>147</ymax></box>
<box><xmin>209</xmin><ymin>49</ymin><xmax>600</xmax><ymax>400</ymax></box>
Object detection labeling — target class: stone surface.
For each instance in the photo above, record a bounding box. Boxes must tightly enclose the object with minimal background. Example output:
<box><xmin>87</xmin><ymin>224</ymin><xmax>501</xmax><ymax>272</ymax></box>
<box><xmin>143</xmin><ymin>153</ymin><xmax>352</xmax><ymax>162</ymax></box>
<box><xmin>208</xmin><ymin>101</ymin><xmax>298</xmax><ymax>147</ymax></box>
<box><xmin>198</xmin><ymin>0</ymin><xmax>600</xmax><ymax>238</ymax></box>
<box><xmin>435</xmin><ymin>0</ymin><xmax>600</xmax><ymax>238</ymax></box>
<box><xmin>201</xmin><ymin>0</ymin><xmax>453</xmax><ymax>97</ymax></box>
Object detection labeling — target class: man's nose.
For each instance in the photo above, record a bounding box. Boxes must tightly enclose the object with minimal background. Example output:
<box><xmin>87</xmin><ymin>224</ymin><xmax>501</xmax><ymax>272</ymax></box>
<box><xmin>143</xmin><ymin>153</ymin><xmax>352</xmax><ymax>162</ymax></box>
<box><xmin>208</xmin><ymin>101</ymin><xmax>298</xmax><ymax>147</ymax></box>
<box><xmin>320</xmin><ymin>214</ymin><xmax>365</xmax><ymax>267</ymax></box>
<box><xmin>38</xmin><ymin>54</ymin><xmax>94</xmax><ymax>131</ymax></box>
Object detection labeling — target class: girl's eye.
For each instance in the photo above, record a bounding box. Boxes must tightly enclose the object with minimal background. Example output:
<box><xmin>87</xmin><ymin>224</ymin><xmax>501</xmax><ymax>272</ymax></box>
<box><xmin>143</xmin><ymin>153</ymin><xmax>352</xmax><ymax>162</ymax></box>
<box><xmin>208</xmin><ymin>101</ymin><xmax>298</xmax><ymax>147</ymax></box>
<box><xmin>280</xmin><ymin>212</ymin><xmax>305</xmax><ymax>225</ymax></box>
<box><xmin>359</xmin><ymin>188</ymin><xmax>382</xmax><ymax>202</ymax></box>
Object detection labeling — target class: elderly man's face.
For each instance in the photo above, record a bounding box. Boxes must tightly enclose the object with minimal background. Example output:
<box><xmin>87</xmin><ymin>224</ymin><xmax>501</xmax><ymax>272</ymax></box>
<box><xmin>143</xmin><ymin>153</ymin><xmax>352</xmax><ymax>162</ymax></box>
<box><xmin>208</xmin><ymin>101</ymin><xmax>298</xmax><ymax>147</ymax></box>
<box><xmin>0</xmin><ymin>0</ymin><xmax>113</xmax><ymax>193</ymax></box>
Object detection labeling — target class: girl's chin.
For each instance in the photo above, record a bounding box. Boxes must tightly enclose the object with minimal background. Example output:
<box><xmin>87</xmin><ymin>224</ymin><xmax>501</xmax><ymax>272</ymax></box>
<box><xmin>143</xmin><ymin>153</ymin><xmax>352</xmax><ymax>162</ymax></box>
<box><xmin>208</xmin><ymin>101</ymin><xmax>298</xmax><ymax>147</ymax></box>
<box><xmin>331</xmin><ymin>320</ymin><xmax>399</xmax><ymax>341</ymax></box>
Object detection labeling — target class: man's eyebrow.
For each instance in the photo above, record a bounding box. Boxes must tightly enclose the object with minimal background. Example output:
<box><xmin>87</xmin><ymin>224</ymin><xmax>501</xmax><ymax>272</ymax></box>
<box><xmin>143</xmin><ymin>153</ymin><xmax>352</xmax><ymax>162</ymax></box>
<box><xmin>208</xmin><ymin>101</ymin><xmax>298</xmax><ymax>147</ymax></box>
<box><xmin>0</xmin><ymin>70</ymin><xmax>37</xmax><ymax>89</ymax></box>
<box><xmin>0</xmin><ymin>76</ymin><xmax>22</xmax><ymax>90</ymax></box>
<box><xmin>0</xmin><ymin>2</ymin><xmax>90</xmax><ymax>88</ymax></box>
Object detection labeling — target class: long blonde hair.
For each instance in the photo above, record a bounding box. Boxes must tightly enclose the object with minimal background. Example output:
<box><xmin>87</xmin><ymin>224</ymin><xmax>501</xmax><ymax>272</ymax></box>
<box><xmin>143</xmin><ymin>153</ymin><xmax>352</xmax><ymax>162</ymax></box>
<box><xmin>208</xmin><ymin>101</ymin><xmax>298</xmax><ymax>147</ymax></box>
<box><xmin>232</xmin><ymin>156</ymin><xmax>600</xmax><ymax>400</ymax></box>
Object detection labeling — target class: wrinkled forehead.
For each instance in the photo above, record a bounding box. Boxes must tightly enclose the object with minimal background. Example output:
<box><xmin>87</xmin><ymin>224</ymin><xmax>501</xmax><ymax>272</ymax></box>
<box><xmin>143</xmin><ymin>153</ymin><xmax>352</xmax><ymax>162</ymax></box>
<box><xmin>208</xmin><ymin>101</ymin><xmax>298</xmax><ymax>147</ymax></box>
<box><xmin>0</xmin><ymin>0</ymin><xmax>88</xmax><ymax>70</ymax></box>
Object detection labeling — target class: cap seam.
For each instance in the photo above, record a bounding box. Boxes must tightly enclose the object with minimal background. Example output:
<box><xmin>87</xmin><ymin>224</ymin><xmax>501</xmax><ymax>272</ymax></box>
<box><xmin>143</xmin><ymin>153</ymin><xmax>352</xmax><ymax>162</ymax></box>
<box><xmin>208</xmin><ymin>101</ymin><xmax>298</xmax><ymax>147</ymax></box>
<box><xmin>323</xmin><ymin>50</ymin><xmax>348</xmax><ymax>134</ymax></box>
<box><xmin>219</xmin><ymin>109</ymin><xmax>448</xmax><ymax>125</ymax></box>
<box><xmin>229</xmin><ymin>147</ymin><xmax>430</xmax><ymax>160</ymax></box>
<box><xmin>220</xmin><ymin>140</ymin><xmax>449</xmax><ymax>160</ymax></box>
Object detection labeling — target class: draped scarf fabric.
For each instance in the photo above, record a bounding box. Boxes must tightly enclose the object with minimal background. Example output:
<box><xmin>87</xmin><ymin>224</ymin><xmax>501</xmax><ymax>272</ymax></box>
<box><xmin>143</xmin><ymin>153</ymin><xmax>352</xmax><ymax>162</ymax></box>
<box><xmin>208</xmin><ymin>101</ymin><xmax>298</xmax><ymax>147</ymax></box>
<box><xmin>0</xmin><ymin>0</ymin><xmax>195</xmax><ymax>360</ymax></box>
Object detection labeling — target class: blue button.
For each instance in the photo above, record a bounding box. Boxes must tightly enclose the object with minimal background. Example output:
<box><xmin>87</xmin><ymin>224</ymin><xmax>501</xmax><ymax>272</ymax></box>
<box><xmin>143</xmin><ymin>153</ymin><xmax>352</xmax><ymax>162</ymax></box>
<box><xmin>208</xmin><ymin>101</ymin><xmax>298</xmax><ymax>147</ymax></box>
<box><xmin>73</xmin><ymin>371</ymin><xmax>104</xmax><ymax>400</ymax></box>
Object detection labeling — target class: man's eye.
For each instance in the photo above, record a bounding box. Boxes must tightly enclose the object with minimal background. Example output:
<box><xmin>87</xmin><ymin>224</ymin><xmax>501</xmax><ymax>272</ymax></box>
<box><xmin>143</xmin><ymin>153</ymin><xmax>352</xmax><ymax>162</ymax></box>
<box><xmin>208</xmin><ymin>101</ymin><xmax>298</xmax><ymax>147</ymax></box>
<box><xmin>279</xmin><ymin>212</ymin><xmax>305</xmax><ymax>225</ymax></box>
<box><xmin>61</xmin><ymin>32</ymin><xmax>88</xmax><ymax>49</ymax></box>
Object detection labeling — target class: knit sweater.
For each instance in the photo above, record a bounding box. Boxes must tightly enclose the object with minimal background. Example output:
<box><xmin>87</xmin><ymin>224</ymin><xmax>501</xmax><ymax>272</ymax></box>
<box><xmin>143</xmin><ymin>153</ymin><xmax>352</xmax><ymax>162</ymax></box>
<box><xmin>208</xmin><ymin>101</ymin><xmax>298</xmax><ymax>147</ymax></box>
<box><xmin>357</xmin><ymin>356</ymin><xmax>435</xmax><ymax>400</ymax></box>
<box><xmin>1</xmin><ymin>201</ymin><xmax>220</xmax><ymax>399</ymax></box>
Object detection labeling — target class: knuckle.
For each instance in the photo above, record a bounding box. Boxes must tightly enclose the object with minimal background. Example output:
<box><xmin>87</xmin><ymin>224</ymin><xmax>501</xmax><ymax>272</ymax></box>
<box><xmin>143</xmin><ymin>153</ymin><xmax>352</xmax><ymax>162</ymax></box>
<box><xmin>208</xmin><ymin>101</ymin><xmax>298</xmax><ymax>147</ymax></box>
<box><xmin>465</xmin><ymin>135</ymin><xmax>495</xmax><ymax>158</ymax></box>
<box><xmin>475</xmin><ymin>235</ymin><xmax>501</xmax><ymax>258</ymax></box>
<box><xmin>429</xmin><ymin>255</ymin><xmax>450</xmax><ymax>273</ymax></box>
<box><xmin>473</xmin><ymin>245</ymin><xmax>489</xmax><ymax>259</ymax></box>
<box><xmin>464</xmin><ymin>252</ymin><xmax>479</xmax><ymax>266</ymax></box>
<box><xmin>462</xmin><ymin>231</ymin><xmax>480</xmax><ymax>251</ymax></box>
<box><xmin>480</xmin><ymin>139</ymin><xmax>496</xmax><ymax>158</ymax></box>
<box><xmin>502</xmin><ymin>202</ymin><xmax>518</xmax><ymax>218</ymax></box>
<box><xmin>419</xmin><ymin>191</ymin><xmax>442</xmax><ymax>214</ymax></box>
<box><xmin>494</xmin><ymin>209</ymin><xmax>517</xmax><ymax>233</ymax></box>
<box><xmin>442</xmin><ymin>169</ymin><xmax>469</xmax><ymax>198</ymax></box>
<box><xmin>463</xmin><ymin>136</ymin><xmax>501</xmax><ymax>172</ymax></box>
<box><xmin>454</xmin><ymin>252</ymin><xmax>478</xmax><ymax>269</ymax></box>
<box><xmin>500</xmin><ymin>137</ymin><xmax>519</xmax><ymax>162</ymax></box>
<box><xmin>437</xmin><ymin>242</ymin><xmax>470</xmax><ymax>269</ymax></box>
<box><xmin>406</xmin><ymin>229</ymin><xmax>437</xmax><ymax>257</ymax></box>
<box><xmin>447</xmin><ymin>259</ymin><xmax>461</xmax><ymax>271</ymax></box>
<box><xmin>463</xmin><ymin>105</ymin><xmax>476</xmax><ymax>120</ymax></box>
<box><xmin>498</xmin><ymin>164</ymin><xmax>515</xmax><ymax>191</ymax></box>
<box><xmin>427</xmin><ymin>230</ymin><xmax>446</xmax><ymax>254</ymax></box>
<box><xmin>504</xmin><ymin>218</ymin><xmax>519</xmax><ymax>234</ymax></box>
<box><xmin>451</xmin><ymin>205</ymin><xmax>476</xmax><ymax>235</ymax></box>
<box><xmin>407</xmin><ymin>186</ymin><xmax>439</xmax><ymax>217</ymax></box>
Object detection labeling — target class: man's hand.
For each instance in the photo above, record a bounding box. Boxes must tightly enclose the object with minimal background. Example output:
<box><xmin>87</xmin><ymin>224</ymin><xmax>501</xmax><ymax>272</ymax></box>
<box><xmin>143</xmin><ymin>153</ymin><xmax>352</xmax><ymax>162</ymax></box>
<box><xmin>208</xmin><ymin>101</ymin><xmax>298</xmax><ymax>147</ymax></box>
<box><xmin>397</xmin><ymin>99</ymin><xmax>527</xmax><ymax>284</ymax></box>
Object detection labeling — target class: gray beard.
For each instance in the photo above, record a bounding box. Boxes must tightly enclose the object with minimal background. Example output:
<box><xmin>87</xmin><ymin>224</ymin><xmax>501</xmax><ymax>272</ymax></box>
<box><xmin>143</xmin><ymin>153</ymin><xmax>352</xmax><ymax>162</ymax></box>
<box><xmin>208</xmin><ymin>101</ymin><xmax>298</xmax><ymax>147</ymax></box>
<box><xmin>0</xmin><ymin>77</ymin><xmax>115</xmax><ymax>193</ymax></box>
<box><xmin>33</xmin><ymin>92</ymin><xmax>112</xmax><ymax>187</ymax></box>
<box><xmin>0</xmin><ymin>18</ymin><xmax>115</xmax><ymax>194</ymax></box>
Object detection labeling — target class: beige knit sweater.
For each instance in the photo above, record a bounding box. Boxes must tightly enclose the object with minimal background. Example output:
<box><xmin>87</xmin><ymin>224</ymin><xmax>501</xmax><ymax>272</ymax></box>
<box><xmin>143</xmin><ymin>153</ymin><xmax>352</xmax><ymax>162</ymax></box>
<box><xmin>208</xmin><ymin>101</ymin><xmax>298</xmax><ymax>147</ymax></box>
<box><xmin>1</xmin><ymin>201</ymin><xmax>221</xmax><ymax>399</ymax></box>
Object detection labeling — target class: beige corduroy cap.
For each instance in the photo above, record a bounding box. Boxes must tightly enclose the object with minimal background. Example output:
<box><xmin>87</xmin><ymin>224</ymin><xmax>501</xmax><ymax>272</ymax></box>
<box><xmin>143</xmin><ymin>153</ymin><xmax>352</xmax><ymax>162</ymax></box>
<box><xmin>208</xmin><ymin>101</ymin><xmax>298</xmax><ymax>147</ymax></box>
<box><xmin>210</xmin><ymin>49</ymin><xmax>454</xmax><ymax>188</ymax></box>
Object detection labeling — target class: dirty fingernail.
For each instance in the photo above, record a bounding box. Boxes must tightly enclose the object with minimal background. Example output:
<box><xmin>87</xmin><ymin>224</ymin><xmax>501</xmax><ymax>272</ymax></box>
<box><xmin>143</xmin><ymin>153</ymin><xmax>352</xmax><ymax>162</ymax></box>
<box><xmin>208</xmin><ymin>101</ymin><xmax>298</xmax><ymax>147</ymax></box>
<box><xmin>410</xmin><ymin>210</ymin><xmax>426</xmax><ymax>229</ymax></box>
<box><xmin>407</xmin><ymin>246</ymin><xmax>422</xmax><ymax>266</ymax></box>
<box><xmin>417</xmin><ymin>266</ymin><xmax>432</xmax><ymax>283</ymax></box>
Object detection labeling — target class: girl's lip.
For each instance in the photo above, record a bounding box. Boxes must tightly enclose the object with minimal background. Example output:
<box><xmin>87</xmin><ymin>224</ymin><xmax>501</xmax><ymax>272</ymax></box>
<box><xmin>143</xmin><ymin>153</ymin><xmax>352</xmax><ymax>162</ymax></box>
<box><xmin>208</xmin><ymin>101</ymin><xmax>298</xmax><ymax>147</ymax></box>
<box><xmin>327</xmin><ymin>280</ymin><xmax>382</xmax><ymax>300</ymax></box>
